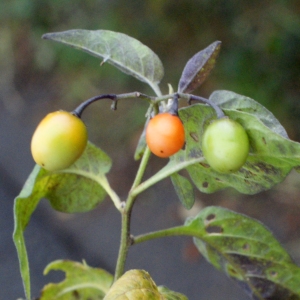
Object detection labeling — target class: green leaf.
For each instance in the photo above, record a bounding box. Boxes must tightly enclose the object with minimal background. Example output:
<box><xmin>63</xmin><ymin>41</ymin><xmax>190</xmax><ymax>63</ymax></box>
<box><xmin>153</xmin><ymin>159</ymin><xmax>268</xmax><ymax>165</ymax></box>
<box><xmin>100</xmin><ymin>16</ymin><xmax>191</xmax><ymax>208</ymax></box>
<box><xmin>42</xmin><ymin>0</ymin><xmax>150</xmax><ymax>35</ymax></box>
<box><xmin>103</xmin><ymin>269</ymin><xmax>161</xmax><ymax>300</ymax></box>
<box><xmin>133</xmin><ymin>90</ymin><xmax>300</xmax><ymax>196</ymax></box>
<box><xmin>210</xmin><ymin>90</ymin><xmax>288</xmax><ymax>138</ymax></box>
<box><xmin>178</xmin><ymin>41</ymin><xmax>221</xmax><ymax>93</ymax></box>
<box><xmin>13</xmin><ymin>142</ymin><xmax>113</xmax><ymax>300</ymax></box>
<box><xmin>170</xmin><ymin>173</ymin><xmax>195</xmax><ymax>210</ymax></box>
<box><xmin>183</xmin><ymin>206</ymin><xmax>300</xmax><ymax>299</ymax></box>
<box><xmin>42</xmin><ymin>29</ymin><xmax>164</xmax><ymax>93</ymax></box>
<box><xmin>175</xmin><ymin>90</ymin><xmax>300</xmax><ymax>194</ymax></box>
<box><xmin>158</xmin><ymin>286</ymin><xmax>188</xmax><ymax>300</ymax></box>
<box><xmin>40</xmin><ymin>260</ymin><xmax>113</xmax><ymax>299</ymax></box>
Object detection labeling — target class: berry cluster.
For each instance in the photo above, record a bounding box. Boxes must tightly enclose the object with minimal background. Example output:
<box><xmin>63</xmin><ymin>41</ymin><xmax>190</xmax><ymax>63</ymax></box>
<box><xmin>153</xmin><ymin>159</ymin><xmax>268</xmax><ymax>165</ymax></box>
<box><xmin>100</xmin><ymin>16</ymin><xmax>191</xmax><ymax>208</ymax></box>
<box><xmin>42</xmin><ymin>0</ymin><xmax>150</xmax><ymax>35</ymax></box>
<box><xmin>31</xmin><ymin>94</ymin><xmax>249</xmax><ymax>173</ymax></box>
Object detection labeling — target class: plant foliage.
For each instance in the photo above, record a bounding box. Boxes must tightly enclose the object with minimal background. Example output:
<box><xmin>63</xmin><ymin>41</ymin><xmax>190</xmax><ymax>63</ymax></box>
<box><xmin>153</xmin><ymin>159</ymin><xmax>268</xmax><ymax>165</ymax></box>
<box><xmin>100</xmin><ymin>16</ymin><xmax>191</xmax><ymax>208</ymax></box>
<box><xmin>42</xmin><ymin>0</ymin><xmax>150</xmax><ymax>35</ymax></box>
<box><xmin>184</xmin><ymin>206</ymin><xmax>300</xmax><ymax>300</ymax></box>
<box><xmin>13</xmin><ymin>29</ymin><xmax>300</xmax><ymax>300</ymax></box>
<box><xmin>42</xmin><ymin>29</ymin><xmax>164</xmax><ymax>95</ymax></box>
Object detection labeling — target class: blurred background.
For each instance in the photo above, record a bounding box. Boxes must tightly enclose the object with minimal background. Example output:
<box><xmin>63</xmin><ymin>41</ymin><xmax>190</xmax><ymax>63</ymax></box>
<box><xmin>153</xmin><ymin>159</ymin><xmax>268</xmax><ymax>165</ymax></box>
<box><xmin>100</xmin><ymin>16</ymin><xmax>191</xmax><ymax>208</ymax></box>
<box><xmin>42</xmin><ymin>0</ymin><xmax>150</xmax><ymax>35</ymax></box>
<box><xmin>1</xmin><ymin>1</ymin><xmax>300</xmax><ymax>299</ymax></box>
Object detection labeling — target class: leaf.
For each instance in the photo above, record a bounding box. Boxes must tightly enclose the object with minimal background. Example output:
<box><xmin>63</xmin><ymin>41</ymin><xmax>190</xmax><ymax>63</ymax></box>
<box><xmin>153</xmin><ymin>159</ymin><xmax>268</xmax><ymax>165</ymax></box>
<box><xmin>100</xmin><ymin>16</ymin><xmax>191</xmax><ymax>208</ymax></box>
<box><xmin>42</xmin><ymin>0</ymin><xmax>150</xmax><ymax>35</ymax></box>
<box><xmin>171</xmin><ymin>173</ymin><xmax>195</xmax><ymax>210</ymax></box>
<box><xmin>133</xmin><ymin>90</ymin><xmax>300</xmax><ymax>197</ymax></box>
<box><xmin>103</xmin><ymin>269</ymin><xmax>161</xmax><ymax>300</ymax></box>
<box><xmin>209</xmin><ymin>90</ymin><xmax>289</xmax><ymax>138</ymax></box>
<box><xmin>103</xmin><ymin>270</ymin><xmax>188</xmax><ymax>300</ymax></box>
<box><xmin>178</xmin><ymin>41</ymin><xmax>221</xmax><ymax>93</ymax></box>
<box><xmin>13</xmin><ymin>142</ymin><xmax>112</xmax><ymax>300</ymax></box>
<box><xmin>158</xmin><ymin>286</ymin><xmax>188</xmax><ymax>300</ymax></box>
<box><xmin>42</xmin><ymin>29</ymin><xmax>164</xmax><ymax>93</ymax></box>
<box><xmin>176</xmin><ymin>90</ymin><xmax>300</xmax><ymax>195</ymax></box>
<box><xmin>40</xmin><ymin>260</ymin><xmax>113</xmax><ymax>299</ymax></box>
<box><xmin>183</xmin><ymin>206</ymin><xmax>300</xmax><ymax>299</ymax></box>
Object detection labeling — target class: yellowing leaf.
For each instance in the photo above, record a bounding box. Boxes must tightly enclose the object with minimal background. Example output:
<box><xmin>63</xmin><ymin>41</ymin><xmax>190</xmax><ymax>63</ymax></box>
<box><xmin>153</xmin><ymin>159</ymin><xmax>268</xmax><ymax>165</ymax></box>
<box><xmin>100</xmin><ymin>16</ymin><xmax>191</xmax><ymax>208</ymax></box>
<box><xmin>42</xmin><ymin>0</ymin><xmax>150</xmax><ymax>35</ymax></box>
<box><xmin>104</xmin><ymin>270</ymin><xmax>162</xmax><ymax>300</ymax></box>
<box><xmin>40</xmin><ymin>260</ymin><xmax>113</xmax><ymax>299</ymax></box>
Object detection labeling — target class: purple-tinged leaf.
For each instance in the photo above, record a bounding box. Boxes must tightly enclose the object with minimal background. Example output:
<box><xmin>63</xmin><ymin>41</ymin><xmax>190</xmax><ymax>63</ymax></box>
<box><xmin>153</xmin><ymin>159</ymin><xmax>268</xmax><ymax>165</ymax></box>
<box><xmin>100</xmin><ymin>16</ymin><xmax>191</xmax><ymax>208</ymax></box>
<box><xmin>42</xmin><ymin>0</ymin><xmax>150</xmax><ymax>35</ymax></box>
<box><xmin>178</xmin><ymin>41</ymin><xmax>221</xmax><ymax>93</ymax></box>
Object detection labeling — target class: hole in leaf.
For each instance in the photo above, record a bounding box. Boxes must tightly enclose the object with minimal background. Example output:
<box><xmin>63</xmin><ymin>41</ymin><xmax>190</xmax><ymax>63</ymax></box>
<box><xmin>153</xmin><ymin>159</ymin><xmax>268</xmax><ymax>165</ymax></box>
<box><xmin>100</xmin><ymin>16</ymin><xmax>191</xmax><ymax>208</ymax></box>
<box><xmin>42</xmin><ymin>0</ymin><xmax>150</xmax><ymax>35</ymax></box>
<box><xmin>227</xmin><ymin>265</ymin><xmax>239</xmax><ymax>277</ymax></box>
<box><xmin>190</xmin><ymin>132</ymin><xmax>199</xmax><ymax>142</ymax></box>
<box><xmin>200</xmin><ymin>162</ymin><xmax>210</xmax><ymax>168</ymax></box>
<box><xmin>72</xmin><ymin>290</ymin><xmax>80</xmax><ymax>298</ymax></box>
<box><xmin>202</xmin><ymin>181</ymin><xmax>209</xmax><ymax>188</ymax></box>
<box><xmin>204</xmin><ymin>213</ymin><xmax>216</xmax><ymax>226</ymax></box>
<box><xmin>206</xmin><ymin>225</ymin><xmax>223</xmax><ymax>234</ymax></box>
<box><xmin>206</xmin><ymin>213</ymin><xmax>216</xmax><ymax>222</ymax></box>
<box><xmin>269</xmin><ymin>270</ymin><xmax>278</xmax><ymax>278</ymax></box>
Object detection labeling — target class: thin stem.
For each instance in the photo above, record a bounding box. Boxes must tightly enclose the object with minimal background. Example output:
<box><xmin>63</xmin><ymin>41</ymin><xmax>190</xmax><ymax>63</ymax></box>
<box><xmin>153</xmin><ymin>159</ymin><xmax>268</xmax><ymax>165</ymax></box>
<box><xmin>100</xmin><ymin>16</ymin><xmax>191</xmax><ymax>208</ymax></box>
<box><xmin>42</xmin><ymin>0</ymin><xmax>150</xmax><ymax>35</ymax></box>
<box><xmin>113</xmin><ymin>145</ymin><xmax>157</xmax><ymax>281</ymax></box>
<box><xmin>133</xmin><ymin>225</ymin><xmax>190</xmax><ymax>245</ymax></box>
<box><xmin>149</xmin><ymin>82</ymin><xmax>162</xmax><ymax>97</ymax></box>
<box><xmin>168</xmin><ymin>93</ymin><xmax>179</xmax><ymax>116</ymax></box>
<box><xmin>178</xmin><ymin>92</ymin><xmax>225</xmax><ymax>119</ymax></box>
<box><xmin>113</xmin><ymin>147</ymin><xmax>151</xmax><ymax>280</ymax></box>
<box><xmin>114</xmin><ymin>206</ymin><xmax>132</xmax><ymax>281</ymax></box>
<box><xmin>154</xmin><ymin>94</ymin><xmax>173</xmax><ymax>103</ymax></box>
<box><xmin>126</xmin><ymin>102</ymin><xmax>159</xmax><ymax>209</ymax></box>
<box><xmin>113</xmin><ymin>133</ymin><xmax>154</xmax><ymax>282</ymax></box>
<box><xmin>130</xmin><ymin>147</ymin><xmax>152</xmax><ymax>197</ymax></box>
<box><xmin>131</xmin><ymin>157</ymin><xmax>205</xmax><ymax>198</ymax></box>
<box><xmin>72</xmin><ymin>92</ymin><xmax>154</xmax><ymax>118</ymax></box>
<box><xmin>117</xmin><ymin>91</ymin><xmax>154</xmax><ymax>101</ymax></box>
<box><xmin>72</xmin><ymin>94</ymin><xmax>117</xmax><ymax>117</ymax></box>
<box><xmin>113</xmin><ymin>150</ymin><xmax>152</xmax><ymax>282</ymax></box>
<box><xmin>72</xmin><ymin>91</ymin><xmax>224</xmax><ymax>120</ymax></box>
<box><xmin>113</xmin><ymin>89</ymin><xmax>162</xmax><ymax>281</ymax></box>
<box><xmin>113</xmin><ymin>114</ymin><xmax>157</xmax><ymax>282</ymax></box>
<box><xmin>97</xmin><ymin>176</ymin><xmax>122</xmax><ymax>211</ymax></box>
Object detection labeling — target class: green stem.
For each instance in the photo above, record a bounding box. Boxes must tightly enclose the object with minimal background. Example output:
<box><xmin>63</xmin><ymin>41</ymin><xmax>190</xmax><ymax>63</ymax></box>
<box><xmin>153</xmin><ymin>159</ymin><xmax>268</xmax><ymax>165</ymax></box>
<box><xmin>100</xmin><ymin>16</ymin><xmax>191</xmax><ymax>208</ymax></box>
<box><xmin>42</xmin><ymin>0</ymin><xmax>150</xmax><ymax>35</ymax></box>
<box><xmin>113</xmin><ymin>96</ymin><xmax>161</xmax><ymax>281</ymax></box>
<box><xmin>113</xmin><ymin>124</ymin><xmax>204</xmax><ymax>281</ymax></box>
<box><xmin>113</xmin><ymin>153</ymin><xmax>204</xmax><ymax>279</ymax></box>
<box><xmin>133</xmin><ymin>225</ymin><xmax>190</xmax><ymax>245</ymax></box>
<box><xmin>114</xmin><ymin>205</ymin><xmax>132</xmax><ymax>281</ymax></box>
<box><xmin>114</xmin><ymin>147</ymin><xmax>152</xmax><ymax>282</ymax></box>
<box><xmin>97</xmin><ymin>176</ymin><xmax>122</xmax><ymax>211</ymax></box>
<box><xmin>130</xmin><ymin>147</ymin><xmax>152</xmax><ymax>197</ymax></box>
<box><xmin>131</xmin><ymin>157</ymin><xmax>205</xmax><ymax>198</ymax></box>
<box><xmin>150</xmin><ymin>82</ymin><xmax>162</xmax><ymax>97</ymax></box>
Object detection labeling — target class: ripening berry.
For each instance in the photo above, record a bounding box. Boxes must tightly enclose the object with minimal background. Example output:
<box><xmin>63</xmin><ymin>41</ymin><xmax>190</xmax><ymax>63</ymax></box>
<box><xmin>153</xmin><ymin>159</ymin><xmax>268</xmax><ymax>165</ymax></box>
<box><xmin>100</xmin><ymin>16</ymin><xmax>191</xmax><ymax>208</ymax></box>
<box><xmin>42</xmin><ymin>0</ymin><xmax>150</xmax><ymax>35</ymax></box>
<box><xmin>31</xmin><ymin>111</ymin><xmax>88</xmax><ymax>171</ymax></box>
<box><xmin>146</xmin><ymin>113</ymin><xmax>185</xmax><ymax>158</ymax></box>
